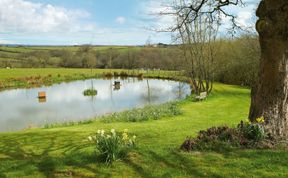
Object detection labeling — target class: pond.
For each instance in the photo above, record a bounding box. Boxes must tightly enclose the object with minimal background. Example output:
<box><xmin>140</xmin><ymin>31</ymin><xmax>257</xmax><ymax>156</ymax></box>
<box><xmin>0</xmin><ymin>78</ymin><xmax>191</xmax><ymax>132</ymax></box>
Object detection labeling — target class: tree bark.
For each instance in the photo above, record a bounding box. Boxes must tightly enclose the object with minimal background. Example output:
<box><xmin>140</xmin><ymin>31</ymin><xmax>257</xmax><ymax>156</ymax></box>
<box><xmin>249</xmin><ymin>0</ymin><xmax>288</xmax><ymax>138</ymax></box>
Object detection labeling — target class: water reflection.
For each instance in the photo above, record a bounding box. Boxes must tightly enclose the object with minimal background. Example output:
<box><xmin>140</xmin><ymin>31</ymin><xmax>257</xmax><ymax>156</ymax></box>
<box><xmin>0</xmin><ymin>78</ymin><xmax>190</xmax><ymax>132</ymax></box>
<box><xmin>38</xmin><ymin>97</ymin><xmax>46</xmax><ymax>103</ymax></box>
<box><xmin>113</xmin><ymin>81</ymin><xmax>121</xmax><ymax>91</ymax></box>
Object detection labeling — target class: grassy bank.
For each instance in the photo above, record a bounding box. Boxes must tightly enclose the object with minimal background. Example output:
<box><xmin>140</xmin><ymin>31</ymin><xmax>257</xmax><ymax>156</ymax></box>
<box><xmin>0</xmin><ymin>68</ymin><xmax>183</xmax><ymax>90</ymax></box>
<box><xmin>0</xmin><ymin>80</ymin><xmax>287</xmax><ymax>177</ymax></box>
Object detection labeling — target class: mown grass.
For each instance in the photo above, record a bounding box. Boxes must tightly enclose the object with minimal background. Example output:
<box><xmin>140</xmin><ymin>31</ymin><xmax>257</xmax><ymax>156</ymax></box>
<box><xmin>0</xmin><ymin>81</ymin><xmax>287</xmax><ymax>177</ymax></box>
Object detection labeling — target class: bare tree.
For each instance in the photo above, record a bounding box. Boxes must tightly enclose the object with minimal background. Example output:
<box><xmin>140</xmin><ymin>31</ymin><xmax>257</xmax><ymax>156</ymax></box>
<box><xmin>175</xmin><ymin>0</ymin><xmax>219</xmax><ymax>94</ymax></box>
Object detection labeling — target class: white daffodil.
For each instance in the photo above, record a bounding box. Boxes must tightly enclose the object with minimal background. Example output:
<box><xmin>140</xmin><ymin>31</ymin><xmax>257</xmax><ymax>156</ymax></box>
<box><xmin>101</xmin><ymin>129</ymin><xmax>105</xmax><ymax>136</ymax></box>
<box><xmin>88</xmin><ymin>136</ymin><xmax>93</xmax><ymax>141</ymax></box>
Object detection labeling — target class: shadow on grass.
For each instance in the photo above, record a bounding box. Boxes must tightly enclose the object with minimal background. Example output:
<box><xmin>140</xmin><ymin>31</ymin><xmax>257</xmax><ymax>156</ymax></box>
<box><xmin>122</xmin><ymin>149</ymin><xmax>223</xmax><ymax>178</ymax></box>
<box><xmin>123</xmin><ymin>147</ymin><xmax>288</xmax><ymax>178</ymax></box>
<box><xmin>0</xmin><ymin>131</ymin><xmax>287</xmax><ymax>177</ymax></box>
<box><xmin>0</xmin><ymin>131</ymin><xmax>111</xmax><ymax>177</ymax></box>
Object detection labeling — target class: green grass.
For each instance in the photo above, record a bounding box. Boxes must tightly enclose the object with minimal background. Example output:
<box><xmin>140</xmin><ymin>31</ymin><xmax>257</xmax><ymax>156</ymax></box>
<box><xmin>83</xmin><ymin>88</ymin><xmax>97</xmax><ymax>97</ymax></box>
<box><xmin>0</xmin><ymin>81</ymin><xmax>287</xmax><ymax>177</ymax></box>
<box><xmin>0</xmin><ymin>45</ymin><xmax>176</xmax><ymax>69</ymax></box>
<box><xmin>0</xmin><ymin>68</ymin><xmax>181</xmax><ymax>90</ymax></box>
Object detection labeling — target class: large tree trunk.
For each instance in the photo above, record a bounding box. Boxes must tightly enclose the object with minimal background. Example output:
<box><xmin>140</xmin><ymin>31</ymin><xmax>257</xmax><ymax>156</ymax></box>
<box><xmin>249</xmin><ymin>0</ymin><xmax>288</xmax><ymax>138</ymax></box>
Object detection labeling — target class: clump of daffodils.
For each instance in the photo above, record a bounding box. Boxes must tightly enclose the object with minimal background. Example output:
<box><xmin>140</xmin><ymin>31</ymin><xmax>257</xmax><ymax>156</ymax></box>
<box><xmin>239</xmin><ymin>116</ymin><xmax>266</xmax><ymax>141</ymax></box>
<box><xmin>256</xmin><ymin>116</ymin><xmax>265</xmax><ymax>124</ymax></box>
<box><xmin>87</xmin><ymin>129</ymin><xmax>136</xmax><ymax>164</ymax></box>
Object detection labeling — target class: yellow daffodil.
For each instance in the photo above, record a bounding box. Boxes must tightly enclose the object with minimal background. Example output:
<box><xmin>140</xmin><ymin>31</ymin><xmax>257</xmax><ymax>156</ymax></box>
<box><xmin>256</xmin><ymin>116</ymin><xmax>265</xmax><ymax>123</ymax></box>
<box><xmin>122</xmin><ymin>132</ymin><xmax>128</xmax><ymax>140</ymax></box>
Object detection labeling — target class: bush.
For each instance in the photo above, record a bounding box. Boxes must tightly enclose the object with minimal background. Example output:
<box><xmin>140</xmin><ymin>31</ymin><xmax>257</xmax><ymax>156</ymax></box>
<box><xmin>137</xmin><ymin>73</ymin><xmax>144</xmax><ymax>78</ymax></box>
<box><xmin>103</xmin><ymin>72</ymin><xmax>113</xmax><ymax>78</ymax></box>
<box><xmin>88</xmin><ymin>129</ymin><xmax>136</xmax><ymax>164</ymax></box>
<box><xmin>119</xmin><ymin>71</ymin><xmax>129</xmax><ymax>77</ymax></box>
<box><xmin>181</xmin><ymin>117</ymin><xmax>272</xmax><ymax>152</ymax></box>
<box><xmin>238</xmin><ymin>117</ymin><xmax>266</xmax><ymax>141</ymax></box>
<box><xmin>83</xmin><ymin>89</ymin><xmax>97</xmax><ymax>96</ymax></box>
<box><xmin>181</xmin><ymin>126</ymin><xmax>243</xmax><ymax>151</ymax></box>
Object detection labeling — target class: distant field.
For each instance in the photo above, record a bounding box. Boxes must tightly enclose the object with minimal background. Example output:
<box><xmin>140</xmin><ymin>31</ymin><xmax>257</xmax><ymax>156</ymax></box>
<box><xmin>0</xmin><ymin>45</ymin><xmax>142</xmax><ymax>56</ymax></box>
<box><xmin>0</xmin><ymin>68</ymin><xmax>114</xmax><ymax>80</ymax></box>
<box><xmin>0</xmin><ymin>45</ymin><xmax>165</xmax><ymax>68</ymax></box>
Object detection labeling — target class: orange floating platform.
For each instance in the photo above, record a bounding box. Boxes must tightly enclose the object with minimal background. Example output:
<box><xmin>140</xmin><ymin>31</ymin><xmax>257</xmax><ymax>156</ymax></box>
<box><xmin>38</xmin><ymin>91</ymin><xmax>46</xmax><ymax>98</ymax></box>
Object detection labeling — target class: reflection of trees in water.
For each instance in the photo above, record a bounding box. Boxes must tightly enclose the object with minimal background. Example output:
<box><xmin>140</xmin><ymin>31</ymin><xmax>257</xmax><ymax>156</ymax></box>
<box><xmin>173</xmin><ymin>82</ymin><xmax>186</xmax><ymax>99</ymax></box>
<box><xmin>140</xmin><ymin>79</ymin><xmax>160</xmax><ymax>104</ymax></box>
<box><xmin>121</xmin><ymin>77</ymin><xmax>141</xmax><ymax>85</ymax></box>
<box><xmin>110</xmin><ymin>79</ymin><xmax>116</xmax><ymax>107</ymax></box>
<box><xmin>89</xmin><ymin>79</ymin><xmax>97</xmax><ymax>113</ymax></box>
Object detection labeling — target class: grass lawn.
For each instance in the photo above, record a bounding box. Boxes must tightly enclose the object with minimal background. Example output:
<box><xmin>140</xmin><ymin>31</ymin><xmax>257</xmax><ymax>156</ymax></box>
<box><xmin>0</xmin><ymin>77</ymin><xmax>287</xmax><ymax>177</ymax></box>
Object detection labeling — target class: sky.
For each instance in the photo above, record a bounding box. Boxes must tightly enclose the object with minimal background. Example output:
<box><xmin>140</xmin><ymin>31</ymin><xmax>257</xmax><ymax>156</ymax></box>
<box><xmin>0</xmin><ymin>0</ymin><xmax>260</xmax><ymax>45</ymax></box>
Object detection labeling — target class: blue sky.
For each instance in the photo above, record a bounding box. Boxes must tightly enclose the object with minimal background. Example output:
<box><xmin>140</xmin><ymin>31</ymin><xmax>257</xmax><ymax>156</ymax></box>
<box><xmin>0</xmin><ymin>0</ymin><xmax>259</xmax><ymax>45</ymax></box>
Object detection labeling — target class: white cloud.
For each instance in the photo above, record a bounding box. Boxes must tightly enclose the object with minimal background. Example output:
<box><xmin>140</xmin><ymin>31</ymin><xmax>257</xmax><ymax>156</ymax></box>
<box><xmin>0</xmin><ymin>39</ymin><xmax>13</xmax><ymax>44</ymax></box>
<box><xmin>141</xmin><ymin>0</ymin><xmax>175</xmax><ymax>30</ymax></box>
<box><xmin>0</xmin><ymin>0</ymin><xmax>93</xmax><ymax>33</ymax></box>
<box><xmin>115</xmin><ymin>16</ymin><xmax>126</xmax><ymax>24</ymax></box>
<box><xmin>236</xmin><ymin>11</ymin><xmax>253</xmax><ymax>28</ymax></box>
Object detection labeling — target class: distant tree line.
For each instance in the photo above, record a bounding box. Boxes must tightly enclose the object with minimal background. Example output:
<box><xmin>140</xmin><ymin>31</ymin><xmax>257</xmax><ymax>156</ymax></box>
<box><xmin>0</xmin><ymin>35</ymin><xmax>259</xmax><ymax>87</ymax></box>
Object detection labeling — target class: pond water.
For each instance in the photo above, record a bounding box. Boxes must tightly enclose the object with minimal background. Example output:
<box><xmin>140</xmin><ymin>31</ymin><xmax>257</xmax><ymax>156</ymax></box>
<box><xmin>0</xmin><ymin>78</ymin><xmax>191</xmax><ymax>132</ymax></box>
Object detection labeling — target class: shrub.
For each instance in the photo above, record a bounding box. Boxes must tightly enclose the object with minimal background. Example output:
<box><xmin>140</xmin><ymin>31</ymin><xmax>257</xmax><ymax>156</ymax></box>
<box><xmin>103</xmin><ymin>72</ymin><xmax>113</xmax><ymax>78</ymax></box>
<box><xmin>238</xmin><ymin>117</ymin><xmax>266</xmax><ymax>141</ymax></box>
<box><xmin>181</xmin><ymin>118</ymin><xmax>271</xmax><ymax>152</ymax></box>
<box><xmin>119</xmin><ymin>71</ymin><xmax>129</xmax><ymax>77</ymax></box>
<box><xmin>83</xmin><ymin>89</ymin><xmax>97</xmax><ymax>96</ymax></box>
<box><xmin>181</xmin><ymin>126</ymin><xmax>242</xmax><ymax>151</ymax></box>
<box><xmin>88</xmin><ymin>129</ymin><xmax>136</xmax><ymax>164</ymax></box>
<box><xmin>137</xmin><ymin>73</ymin><xmax>144</xmax><ymax>79</ymax></box>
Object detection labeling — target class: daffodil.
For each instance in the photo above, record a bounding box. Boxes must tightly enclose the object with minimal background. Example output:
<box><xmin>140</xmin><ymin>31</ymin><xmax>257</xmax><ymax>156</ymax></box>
<box><xmin>100</xmin><ymin>129</ymin><xmax>105</xmax><ymax>136</ymax></box>
<box><xmin>256</xmin><ymin>116</ymin><xmax>265</xmax><ymax>123</ymax></box>
<box><xmin>122</xmin><ymin>132</ymin><xmax>128</xmax><ymax>140</ymax></box>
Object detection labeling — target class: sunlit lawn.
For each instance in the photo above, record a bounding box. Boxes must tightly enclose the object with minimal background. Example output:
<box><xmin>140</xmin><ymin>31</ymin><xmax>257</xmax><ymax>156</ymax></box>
<box><xmin>0</xmin><ymin>82</ymin><xmax>287</xmax><ymax>177</ymax></box>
